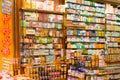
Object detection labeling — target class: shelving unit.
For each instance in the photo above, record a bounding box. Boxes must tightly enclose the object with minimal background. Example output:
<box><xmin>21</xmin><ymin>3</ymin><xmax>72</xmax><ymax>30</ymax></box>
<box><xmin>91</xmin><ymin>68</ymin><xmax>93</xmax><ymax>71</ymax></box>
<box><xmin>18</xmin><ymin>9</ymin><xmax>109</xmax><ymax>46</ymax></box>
<box><xmin>16</xmin><ymin>0</ymin><xmax>120</xmax><ymax>80</ymax></box>
<box><xmin>19</xmin><ymin>1</ymin><xmax>66</xmax><ymax>79</ymax></box>
<box><xmin>105</xmin><ymin>13</ymin><xmax>120</xmax><ymax>63</ymax></box>
<box><xmin>104</xmin><ymin>12</ymin><xmax>120</xmax><ymax>80</ymax></box>
<box><xmin>103</xmin><ymin>4</ymin><xmax>120</xmax><ymax>80</ymax></box>
<box><xmin>65</xmin><ymin>0</ymin><xmax>106</xmax><ymax>59</ymax></box>
<box><xmin>65</xmin><ymin>0</ymin><xmax>109</xmax><ymax>80</ymax></box>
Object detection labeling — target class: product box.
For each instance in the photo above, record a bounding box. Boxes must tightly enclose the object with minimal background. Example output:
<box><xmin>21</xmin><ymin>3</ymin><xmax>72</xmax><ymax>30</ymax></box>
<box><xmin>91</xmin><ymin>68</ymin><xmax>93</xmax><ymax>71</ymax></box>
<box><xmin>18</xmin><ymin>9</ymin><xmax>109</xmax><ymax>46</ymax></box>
<box><xmin>26</xmin><ymin>29</ymin><xmax>35</xmax><ymax>35</ymax></box>
<box><xmin>31</xmin><ymin>0</ymin><xmax>36</xmax><ymax>9</ymax></box>
<box><xmin>22</xmin><ymin>0</ymin><xmax>31</xmax><ymax>9</ymax></box>
<box><xmin>36</xmin><ymin>1</ymin><xmax>44</xmax><ymax>10</ymax></box>
<box><xmin>46</xmin><ymin>55</ymin><xmax>55</xmax><ymax>63</ymax></box>
<box><xmin>56</xmin><ymin>5</ymin><xmax>65</xmax><ymax>12</ymax></box>
<box><xmin>43</xmin><ymin>14</ymin><xmax>48</xmax><ymax>22</ymax></box>
<box><xmin>44</xmin><ymin>1</ymin><xmax>54</xmax><ymax>11</ymax></box>
<box><xmin>48</xmin><ymin>14</ymin><xmax>56</xmax><ymax>22</ymax></box>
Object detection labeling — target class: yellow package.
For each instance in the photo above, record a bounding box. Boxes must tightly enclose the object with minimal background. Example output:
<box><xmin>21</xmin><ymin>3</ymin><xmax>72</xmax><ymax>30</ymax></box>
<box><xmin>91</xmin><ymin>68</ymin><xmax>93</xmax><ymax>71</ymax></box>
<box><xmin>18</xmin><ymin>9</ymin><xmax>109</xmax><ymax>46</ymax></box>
<box><xmin>32</xmin><ymin>0</ymin><xmax>36</xmax><ymax>9</ymax></box>
<box><xmin>22</xmin><ymin>0</ymin><xmax>31</xmax><ymax>9</ymax></box>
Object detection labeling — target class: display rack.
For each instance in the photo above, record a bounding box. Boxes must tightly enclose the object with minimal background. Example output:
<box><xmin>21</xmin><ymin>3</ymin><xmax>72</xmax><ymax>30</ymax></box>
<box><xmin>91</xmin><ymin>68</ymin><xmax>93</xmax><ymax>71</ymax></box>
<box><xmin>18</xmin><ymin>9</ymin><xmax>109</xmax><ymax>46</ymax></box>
<box><xmin>17</xmin><ymin>0</ymin><xmax>120</xmax><ymax>80</ymax></box>
<box><xmin>65</xmin><ymin>0</ymin><xmax>109</xmax><ymax>80</ymax></box>
<box><xmin>19</xmin><ymin>0</ymin><xmax>66</xmax><ymax>79</ymax></box>
<box><xmin>105</xmin><ymin>9</ymin><xmax>120</xmax><ymax>80</ymax></box>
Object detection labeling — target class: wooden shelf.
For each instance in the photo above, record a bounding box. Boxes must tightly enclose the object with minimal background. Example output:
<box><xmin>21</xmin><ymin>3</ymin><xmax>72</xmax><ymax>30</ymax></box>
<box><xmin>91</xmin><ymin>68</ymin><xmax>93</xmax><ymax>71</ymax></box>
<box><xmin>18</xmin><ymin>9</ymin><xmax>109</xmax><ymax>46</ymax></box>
<box><xmin>66</xmin><ymin>1</ymin><xmax>105</xmax><ymax>8</ymax></box>
<box><xmin>20</xmin><ymin>8</ymin><xmax>64</xmax><ymax>15</ymax></box>
<box><xmin>67</xmin><ymin>41</ymin><xmax>105</xmax><ymax>43</ymax></box>
<box><xmin>67</xmin><ymin>35</ymin><xmax>105</xmax><ymax>37</ymax></box>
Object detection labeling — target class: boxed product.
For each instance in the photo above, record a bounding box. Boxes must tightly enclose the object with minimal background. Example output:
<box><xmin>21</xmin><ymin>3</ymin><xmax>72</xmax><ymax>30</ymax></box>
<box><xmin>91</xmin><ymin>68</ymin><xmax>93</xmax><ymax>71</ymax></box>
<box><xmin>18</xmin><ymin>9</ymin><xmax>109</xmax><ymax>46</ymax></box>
<box><xmin>25</xmin><ymin>29</ymin><xmax>35</xmax><ymax>36</ymax></box>
<box><xmin>44</xmin><ymin>1</ymin><xmax>54</xmax><ymax>11</ymax></box>
<box><xmin>46</xmin><ymin>55</ymin><xmax>55</xmax><ymax>63</ymax></box>
<box><xmin>56</xmin><ymin>5</ymin><xmax>65</xmax><ymax>12</ymax></box>
<box><xmin>31</xmin><ymin>0</ymin><xmax>36</xmax><ymax>9</ymax></box>
<box><xmin>32</xmin><ymin>57</ymin><xmax>42</xmax><ymax>64</ymax></box>
<box><xmin>43</xmin><ymin>14</ymin><xmax>48</xmax><ymax>22</ymax></box>
<box><xmin>39</xmin><ymin>13</ymin><xmax>44</xmax><ymax>21</ymax></box>
<box><xmin>36</xmin><ymin>1</ymin><xmax>44</xmax><ymax>10</ymax></box>
<box><xmin>22</xmin><ymin>0</ymin><xmax>31</xmax><ymax>9</ymax></box>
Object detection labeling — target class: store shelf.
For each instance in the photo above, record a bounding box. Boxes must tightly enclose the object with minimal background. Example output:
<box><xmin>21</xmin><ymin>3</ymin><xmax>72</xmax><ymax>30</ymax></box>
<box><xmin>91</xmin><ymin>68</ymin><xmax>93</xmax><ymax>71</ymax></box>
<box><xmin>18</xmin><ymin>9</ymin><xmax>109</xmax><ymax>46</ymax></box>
<box><xmin>66</xmin><ymin>8</ymin><xmax>105</xmax><ymax>14</ymax></box>
<box><xmin>107</xmin><ymin>53</ymin><xmax>120</xmax><ymax>55</ymax></box>
<box><xmin>21</xmin><ymin>55</ymin><xmax>49</xmax><ymax>58</ymax></box>
<box><xmin>67</xmin><ymin>41</ymin><xmax>105</xmax><ymax>43</ymax></box>
<box><xmin>108</xmin><ymin>46</ymin><xmax>120</xmax><ymax>48</ymax></box>
<box><xmin>106</xmin><ymin>13</ymin><xmax>120</xmax><ymax>16</ymax></box>
<box><xmin>67</xmin><ymin>13</ymin><xmax>105</xmax><ymax>18</ymax></box>
<box><xmin>110</xmin><ymin>77</ymin><xmax>120</xmax><ymax>80</ymax></box>
<box><xmin>81</xmin><ymin>9</ymin><xmax>105</xmax><ymax>14</ymax></box>
<box><xmin>22</xmin><ymin>27</ymin><xmax>63</xmax><ymax>30</ymax></box>
<box><xmin>106</xmin><ymin>19</ymin><xmax>116</xmax><ymax>21</ymax></box>
<box><xmin>65</xmin><ymin>1</ymin><xmax>106</xmax><ymax>78</ymax></box>
<box><xmin>106</xmin><ymin>23</ymin><xmax>120</xmax><ymax>26</ymax></box>
<box><xmin>81</xmin><ymin>14</ymin><xmax>105</xmax><ymax>18</ymax></box>
<box><xmin>66</xmin><ymin>48</ymin><xmax>84</xmax><ymax>50</ymax></box>
<box><xmin>20</xmin><ymin>42</ymin><xmax>62</xmax><ymax>44</ymax></box>
<box><xmin>107</xmin><ymin>41</ymin><xmax>120</xmax><ymax>43</ymax></box>
<box><xmin>66</xmin><ymin>28</ymin><xmax>104</xmax><ymax>31</ymax></box>
<box><xmin>106</xmin><ymin>9</ymin><xmax>120</xmax><ymax>75</ymax></box>
<box><xmin>66</xmin><ymin>1</ymin><xmax>105</xmax><ymax>8</ymax></box>
<box><xmin>20</xmin><ymin>7</ymin><xmax>65</xmax><ymax>77</ymax></box>
<box><xmin>81</xmin><ymin>4</ymin><xmax>105</xmax><ymax>8</ymax></box>
<box><xmin>22</xmin><ymin>20</ymin><xmax>62</xmax><ymax>24</ymax></box>
<box><xmin>20</xmin><ymin>8</ymin><xmax>64</xmax><ymax>15</ymax></box>
<box><xmin>21</xmin><ymin>48</ymin><xmax>62</xmax><ymax>50</ymax></box>
<box><xmin>20</xmin><ymin>42</ymin><xmax>52</xmax><ymax>44</ymax></box>
<box><xmin>107</xmin><ymin>36</ymin><xmax>120</xmax><ymax>38</ymax></box>
<box><xmin>67</xmin><ymin>48</ymin><xmax>105</xmax><ymax>49</ymax></box>
<box><xmin>108</xmin><ymin>72</ymin><xmax>120</xmax><ymax>75</ymax></box>
<box><xmin>22</xmin><ymin>36</ymin><xmax>63</xmax><ymax>38</ymax></box>
<box><xmin>17</xmin><ymin>0</ymin><xmax>120</xmax><ymax>80</ymax></box>
<box><xmin>67</xmin><ymin>35</ymin><xmax>105</xmax><ymax>37</ymax></box>
<box><xmin>67</xmin><ymin>20</ymin><xmax>105</xmax><ymax>24</ymax></box>
<box><xmin>21</xmin><ymin>54</ymin><xmax>61</xmax><ymax>58</ymax></box>
<box><xmin>106</xmin><ymin>30</ymin><xmax>120</xmax><ymax>32</ymax></box>
<box><xmin>66</xmin><ymin>1</ymin><xmax>81</xmax><ymax>5</ymax></box>
<box><xmin>67</xmin><ymin>75</ymin><xmax>79</xmax><ymax>79</ymax></box>
<box><xmin>86</xmin><ymin>73</ymin><xmax>108</xmax><ymax>76</ymax></box>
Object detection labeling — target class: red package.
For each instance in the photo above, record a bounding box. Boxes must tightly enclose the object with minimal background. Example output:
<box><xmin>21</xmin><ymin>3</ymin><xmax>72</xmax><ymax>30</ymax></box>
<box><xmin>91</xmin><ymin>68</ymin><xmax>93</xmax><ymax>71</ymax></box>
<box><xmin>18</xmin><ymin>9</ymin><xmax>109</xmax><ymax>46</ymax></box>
<box><xmin>39</xmin><ymin>13</ymin><xmax>43</xmax><ymax>21</ymax></box>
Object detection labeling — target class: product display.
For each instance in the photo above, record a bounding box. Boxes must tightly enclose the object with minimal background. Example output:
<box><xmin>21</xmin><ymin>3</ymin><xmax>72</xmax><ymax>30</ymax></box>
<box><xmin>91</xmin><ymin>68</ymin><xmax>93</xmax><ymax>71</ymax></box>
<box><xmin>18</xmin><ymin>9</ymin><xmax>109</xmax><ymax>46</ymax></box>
<box><xmin>0</xmin><ymin>71</ymin><xmax>32</xmax><ymax>80</ymax></box>
<box><xmin>65</xmin><ymin>0</ymin><xmax>106</xmax><ymax>61</ymax></box>
<box><xmin>105</xmin><ymin>4</ymin><xmax>120</xmax><ymax>64</ymax></box>
<box><xmin>65</xmin><ymin>0</ymin><xmax>108</xmax><ymax>80</ymax></box>
<box><xmin>19</xmin><ymin>0</ymin><xmax>66</xmax><ymax>79</ymax></box>
<box><xmin>22</xmin><ymin>0</ymin><xmax>65</xmax><ymax>12</ymax></box>
<box><xmin>12</xmin><ymin>0</ymin><xmax>120</xmax><ymax>80</ymax></box>
<box><xmin>67</xmin><ymin>67</ymin><xmax>85</xmax><ymax>80</ymax></box>
<box><xmin>20</xmin><ymin>11</ymin><xmax>64</xmax><ymax>65</ymax></box>
<box><xmin>105</xmin><ymin>3</ymin><xmax>120</xmax><ymax>80</ymax></box>
<box><xmin>24</xmin><ymin>64</ymin><xmax>67</xmax><ymax>80</ymax></box>
<box><xmin>65</xmin><ymin>0</ymin><xmax>105</xmax><ymax>27</ymax></box>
